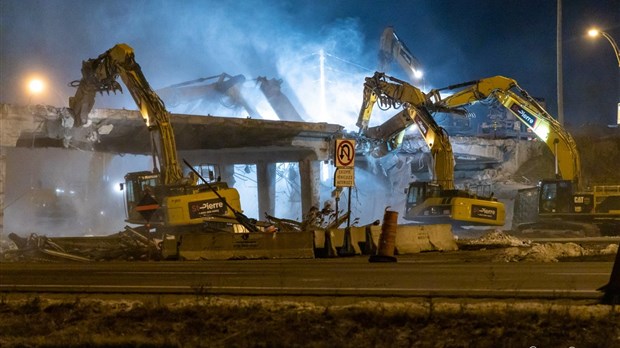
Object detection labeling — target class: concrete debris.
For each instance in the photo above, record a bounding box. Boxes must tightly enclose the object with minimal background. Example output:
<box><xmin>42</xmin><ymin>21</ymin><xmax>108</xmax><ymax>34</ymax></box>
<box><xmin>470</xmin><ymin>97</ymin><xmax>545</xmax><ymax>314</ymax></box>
<box><xmin>2</xmin><ymin>226</ymin><xmax>160</xmax><ymax>262</ymax></box>
<box><xmin>266</xmin><ymin>205</ymin><xmax>351</xmax><ymax>232</ymax></box>
<box><xmin>5</xmin><ymin>232</ymin><xmax>92</xmax><ymax>262</ymax></box>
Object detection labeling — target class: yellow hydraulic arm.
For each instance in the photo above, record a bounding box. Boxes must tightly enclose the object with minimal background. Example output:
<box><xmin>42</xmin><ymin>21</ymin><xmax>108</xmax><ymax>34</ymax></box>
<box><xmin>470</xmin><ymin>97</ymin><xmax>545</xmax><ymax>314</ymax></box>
<box><xmin>68</xmin><ymin>43</ymin><xmax>184</xmax><ymax>186</ymax></box>
<box><xmin>357</xmin><ymin>72</ymin><xmax>455</xmax><ymax>189</ymax></box>
<box><xmin>431</xmin><ymin>76</ymin><xmax>582</xmax><ymax>189</ymax></box>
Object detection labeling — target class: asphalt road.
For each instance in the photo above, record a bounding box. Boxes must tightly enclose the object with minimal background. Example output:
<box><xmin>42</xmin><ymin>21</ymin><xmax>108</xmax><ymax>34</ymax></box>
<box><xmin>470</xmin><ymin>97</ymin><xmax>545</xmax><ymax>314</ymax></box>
<box><xmin>0</xmin><ymin>255</ymin><xmax>614</xmax><ymax>300</ymax></box>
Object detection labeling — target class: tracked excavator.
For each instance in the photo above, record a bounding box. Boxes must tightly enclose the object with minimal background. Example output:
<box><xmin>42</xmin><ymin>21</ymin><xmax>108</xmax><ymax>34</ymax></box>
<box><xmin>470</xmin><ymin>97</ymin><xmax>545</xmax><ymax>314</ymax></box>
<box><xmin>68</xmin><ymin>43</ymin><xmax>258</xmax><ymax>234</ymax></box>
<box><xmin>356</xmin><ymin>72</ymin><xmax>505</xmax><ymax>226</ymax></box>
<box><xmin>431</xmin><ymin>76</ymin><xmax>620</xmax><ymax>232</ymax></box>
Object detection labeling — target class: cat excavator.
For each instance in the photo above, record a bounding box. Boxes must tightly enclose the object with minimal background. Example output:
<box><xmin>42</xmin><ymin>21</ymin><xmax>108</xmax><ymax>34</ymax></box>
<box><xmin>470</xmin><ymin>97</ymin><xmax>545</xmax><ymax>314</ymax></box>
<box><xmin>68</xmin><ymin>43</ymin><xmax>258</xmax><ymax>234</ymax></box>
<box><xmin>357</xmin><ymin>72</ymin><xmax>505</xmax><ymax>226</ymax></box>
<box><xmin>430</xmin><ymin>76</ymin><xmax>620</xmax><ymax>232</ymax></box>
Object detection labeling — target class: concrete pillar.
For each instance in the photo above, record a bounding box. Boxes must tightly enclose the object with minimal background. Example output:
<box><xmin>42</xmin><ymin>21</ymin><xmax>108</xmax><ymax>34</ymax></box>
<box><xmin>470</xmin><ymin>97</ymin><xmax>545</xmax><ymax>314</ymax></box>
<box><xmin>299</xmin><ymin>157</ymin><xmax>321</xmax><ymax>216</ymax></box>
<box><xmin>220</xmin><ymin>164</ymin><xmax>236</xmax><ymax>187</ymax></box>
<box><xmin>256</xmin><ymin>162</ymin><xmax>276</xmax><ymax>219</ymax></box>
<box><xmin>88</xmin><ymin>152</ymin><xmax>115</xmax><ymax>233</ymax></box>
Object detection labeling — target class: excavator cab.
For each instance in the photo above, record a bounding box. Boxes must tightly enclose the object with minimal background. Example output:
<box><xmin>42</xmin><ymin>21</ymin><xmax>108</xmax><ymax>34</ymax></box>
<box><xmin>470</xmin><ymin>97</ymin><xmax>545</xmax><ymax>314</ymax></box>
<box><xmin>123</xmin><ymin>171</ymin><xmax>162</xmax><ymax>224</ymax></box>
<box><xmin>538</xmin><ymin>179</ymin><xmax>574</xmax><ymax>214</ymax></box>
<box><xmin>406</xmin><ymin>182</ymin><xmax>442</xmax><ymax>205</ymax></box>
<box><xmin>405</xmin><ymin>182</ymin><xmax>448</xmax><ymax>219</ymax></box>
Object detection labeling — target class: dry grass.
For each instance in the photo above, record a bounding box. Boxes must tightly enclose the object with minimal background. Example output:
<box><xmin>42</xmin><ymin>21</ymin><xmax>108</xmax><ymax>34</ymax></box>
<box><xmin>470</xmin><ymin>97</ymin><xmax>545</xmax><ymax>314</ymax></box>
<box><xmin>1</xmin><ymin>296</ymin><xmax>619</xmax><ymax>347</ymax></box>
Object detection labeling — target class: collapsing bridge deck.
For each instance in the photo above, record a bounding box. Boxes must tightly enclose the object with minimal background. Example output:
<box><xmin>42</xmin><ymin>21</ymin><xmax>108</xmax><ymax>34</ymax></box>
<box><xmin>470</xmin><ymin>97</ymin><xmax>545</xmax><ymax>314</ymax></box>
<box><xmin>0</xmin><ymin>103</ymin><xmax>343</xmax><ymax>233</ymax></box>
<box><xmin>2</xmin><ymin>104</ymin><xmax>342</xmax><ymax>161</ymax></box>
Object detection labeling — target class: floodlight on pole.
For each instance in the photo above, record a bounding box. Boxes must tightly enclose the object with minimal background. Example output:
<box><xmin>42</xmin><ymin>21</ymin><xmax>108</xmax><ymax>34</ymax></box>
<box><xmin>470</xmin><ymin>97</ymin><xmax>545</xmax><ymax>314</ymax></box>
<box><xmin>588</xmin><ymin>28</ymin><xmax>620</xmax><ymax>67</ymax></box>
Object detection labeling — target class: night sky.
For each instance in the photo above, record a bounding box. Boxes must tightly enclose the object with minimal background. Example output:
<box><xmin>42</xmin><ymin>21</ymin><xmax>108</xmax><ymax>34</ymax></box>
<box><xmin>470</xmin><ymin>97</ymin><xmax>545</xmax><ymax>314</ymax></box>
<box><xmin>1</xmin><ymin>0</ymin><xmax>618</xmax><ymax>128</ymax></box>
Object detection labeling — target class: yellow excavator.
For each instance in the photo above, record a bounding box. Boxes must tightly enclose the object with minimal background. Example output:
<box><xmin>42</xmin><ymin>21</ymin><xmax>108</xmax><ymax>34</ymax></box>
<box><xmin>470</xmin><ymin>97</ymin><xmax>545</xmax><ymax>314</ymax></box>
<box><xmin>356</xmin><ymin>72</ymin><xmax>505</xmax><ymax>226</ymax></box>
<box><xmin>430</xmin><ymin>76</ymin><xmax>620</xmax><ymax>231</ymax></box>
<box><xmin>68</xmin><ymin>43</ymin><xmax>257</xmax><ymax>234</ymax></box>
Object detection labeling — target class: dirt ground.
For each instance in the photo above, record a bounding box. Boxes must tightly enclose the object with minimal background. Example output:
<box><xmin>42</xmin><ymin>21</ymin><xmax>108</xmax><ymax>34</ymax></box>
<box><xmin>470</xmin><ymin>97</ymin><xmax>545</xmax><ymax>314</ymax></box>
<box><xmin>1</xmin><ymin>294</ymin><xmax>619</xmax><ymax>348</ymax></box>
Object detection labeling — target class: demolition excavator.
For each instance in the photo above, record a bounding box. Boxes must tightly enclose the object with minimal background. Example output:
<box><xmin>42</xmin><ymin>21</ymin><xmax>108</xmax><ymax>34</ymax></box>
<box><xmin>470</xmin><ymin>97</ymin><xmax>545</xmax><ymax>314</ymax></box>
<box><xmin>431</xmin><ymin>76</ymin><xmax>620</xmax><ymax>231</ymax></box>
<box><xmin>68</xmin><ymin>43</ymin><xmax>258</xmax><ymax>234</ymax></box>
<box><xmin>356</xmin><ymin>72</ymin><xmax>505</xmax><ymax>226</ymax></box>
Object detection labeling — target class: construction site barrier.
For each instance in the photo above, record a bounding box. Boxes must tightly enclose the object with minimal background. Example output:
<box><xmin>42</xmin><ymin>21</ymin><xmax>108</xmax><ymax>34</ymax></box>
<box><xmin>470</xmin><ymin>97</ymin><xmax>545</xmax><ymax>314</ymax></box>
<box><xmin>392</xmin><ymin>224</ymin><xmax>457</xmax><ymax>253</ymax></box>
<box><xmin>314</xmin><ymin>227</ymin><xmax>366</xmax><ymax>255</ymax></box>
<box><xmin>177</xmin><ymin>231</ymin><xmax>315</xmax><ymax>260</ymax></box>
<box><xmin>314</xmin><ymin>223</ymin><xmax>457</xmax><ymax>256</ymax></box>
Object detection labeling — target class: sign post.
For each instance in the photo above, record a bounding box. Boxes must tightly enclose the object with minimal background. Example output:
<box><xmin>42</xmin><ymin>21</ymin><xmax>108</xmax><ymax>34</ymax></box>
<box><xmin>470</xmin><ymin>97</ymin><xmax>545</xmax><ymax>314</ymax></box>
<box><xmin>334</xmin><ymin>139</ymin><xmax>356</xmax><ymax>257</ymax></box>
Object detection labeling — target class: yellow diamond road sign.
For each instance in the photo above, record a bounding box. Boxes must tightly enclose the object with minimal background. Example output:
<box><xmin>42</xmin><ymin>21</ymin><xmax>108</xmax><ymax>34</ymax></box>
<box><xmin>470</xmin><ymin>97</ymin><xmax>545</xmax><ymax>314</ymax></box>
<box><xmin>334</xmin><ymin>167</ymin><xmax>355</xmax><ymax>187</ymax></box>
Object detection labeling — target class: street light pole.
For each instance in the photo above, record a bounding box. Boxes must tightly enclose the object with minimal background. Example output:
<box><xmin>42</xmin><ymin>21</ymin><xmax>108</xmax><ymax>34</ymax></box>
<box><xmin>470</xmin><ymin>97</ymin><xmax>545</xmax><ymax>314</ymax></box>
<box><xmin>588</xmin><ymin>28</ymin><xmax>620</xmax><ymax>67</ymax></box>
<box><xmin>588</xmin><ymin>28</ymin><xmax>620</xmax><ymax>125</ymax></box>
<box><xmin>556</xmin><ymin>0</ymin><xmax>564</xmax><ymax>125</ymax></box>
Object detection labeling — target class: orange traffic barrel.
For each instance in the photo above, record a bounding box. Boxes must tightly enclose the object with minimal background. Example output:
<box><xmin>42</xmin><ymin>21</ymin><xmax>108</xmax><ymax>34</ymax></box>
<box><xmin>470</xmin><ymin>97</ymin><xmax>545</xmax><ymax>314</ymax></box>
<box><xmin>369</xmin><ymin>208</ymin><xmax>398</xmax><ymax>262</ymax></box>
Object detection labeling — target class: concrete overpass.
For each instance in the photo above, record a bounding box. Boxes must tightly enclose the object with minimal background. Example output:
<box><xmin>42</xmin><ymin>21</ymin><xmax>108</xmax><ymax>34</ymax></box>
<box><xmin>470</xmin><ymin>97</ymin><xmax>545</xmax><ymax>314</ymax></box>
<box><xmin>1</xmin><ymin>103</ymin><xmax>528</xmax><ymax>236</ymax></box>
<box><xmin>0</xmin><ymin>103</ymin><xmax>343</xmax><ymax>234</ymax></box>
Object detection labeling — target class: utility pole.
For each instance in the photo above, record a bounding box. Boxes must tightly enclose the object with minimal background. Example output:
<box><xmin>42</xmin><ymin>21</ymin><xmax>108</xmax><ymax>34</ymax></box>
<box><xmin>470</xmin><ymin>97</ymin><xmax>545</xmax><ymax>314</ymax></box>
<box><xmin>557</xmin><ymin>0</ymin><xmax>564</xmax><ymax>125</ymax></box>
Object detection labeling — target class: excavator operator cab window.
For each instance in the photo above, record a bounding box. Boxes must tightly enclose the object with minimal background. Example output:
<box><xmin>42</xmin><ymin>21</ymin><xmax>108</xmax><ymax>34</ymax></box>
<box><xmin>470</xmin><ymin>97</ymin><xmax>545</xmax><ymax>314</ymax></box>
<box><xmin>406</xmin><ymin>182</ymin><xmax>431</xmax><ymax>207</ymax></box>
<box><xmin>123</xmin><ymin>171</ymin><xmax>160</xmax><ymax>222</ymax></box>
<box><xmin>539</xmin><ymin>180</ymin><xmax>572</xmax><ymax>214</ymax></box>
<box><xmin>426</xmin><ymin>184</ymin><xmax>443</xmax><ymax>198</ymax></box>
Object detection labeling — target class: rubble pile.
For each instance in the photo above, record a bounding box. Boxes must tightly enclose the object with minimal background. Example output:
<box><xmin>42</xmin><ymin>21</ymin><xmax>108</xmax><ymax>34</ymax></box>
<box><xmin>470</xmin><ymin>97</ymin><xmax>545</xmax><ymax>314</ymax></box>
<box><xmin>265</xmin><ymin>204</ymin><xmax>352</xmax><ymax>232</ymax></box>
<box><xmin>1</xmin><ymin>226</ymin><xmax>160</xmax><ymax>262</ymax></box>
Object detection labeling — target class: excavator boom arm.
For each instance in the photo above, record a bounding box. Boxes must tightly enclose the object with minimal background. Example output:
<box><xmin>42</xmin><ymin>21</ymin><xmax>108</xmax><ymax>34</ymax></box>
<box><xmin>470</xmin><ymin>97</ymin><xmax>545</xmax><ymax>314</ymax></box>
<box><xmin>68</xmin><ymin>43</ymin><xmax>183</xmax><ymax>185</ymax></box>
<box><xmin>357</xmin><ymin>72</ymin><xmax>455</xmax><ymax>188</ymax></box>
<box><xmin>378</xmin><ymin>27</ymin><xmax>423</xmax><ymax>82</ymax></box>
<box><xmin>433</xmin><ymin>76</ymin><xmax>582</xmax><ymax>188</ymax></box>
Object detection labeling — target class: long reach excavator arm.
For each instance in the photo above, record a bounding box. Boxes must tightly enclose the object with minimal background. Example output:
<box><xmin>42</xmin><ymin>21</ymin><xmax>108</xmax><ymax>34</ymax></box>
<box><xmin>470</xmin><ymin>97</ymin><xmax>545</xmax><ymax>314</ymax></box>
<box><xmin>378</xmin><ymin>27</ymin><xmax>423</xmax><ymax>83</ymax></box>
<box><xmin>66</xmin><ymin>44</ymin><xmax>257</xmax><ymax>233</ymax></box>
<box><xmin>430</xmin><ymin>76</ymin><xmax>582</xmax><ymax>189</ymax></box>
<box><xmin>68</xmin><ymin>43</ymin><xmax>184</xmax><ymax>186</ymax></box>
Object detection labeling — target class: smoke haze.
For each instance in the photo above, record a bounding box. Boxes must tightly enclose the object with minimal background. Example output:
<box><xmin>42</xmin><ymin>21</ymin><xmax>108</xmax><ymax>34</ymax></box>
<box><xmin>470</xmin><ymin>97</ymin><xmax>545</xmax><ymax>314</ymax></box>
<box><xmin>1</xmin><ymin>0</ymin><xmax>618</xmax><ymax>235</ymax></box>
